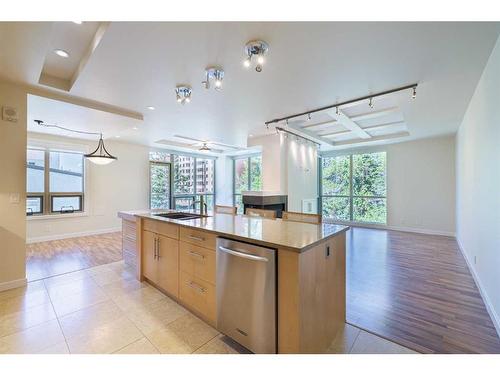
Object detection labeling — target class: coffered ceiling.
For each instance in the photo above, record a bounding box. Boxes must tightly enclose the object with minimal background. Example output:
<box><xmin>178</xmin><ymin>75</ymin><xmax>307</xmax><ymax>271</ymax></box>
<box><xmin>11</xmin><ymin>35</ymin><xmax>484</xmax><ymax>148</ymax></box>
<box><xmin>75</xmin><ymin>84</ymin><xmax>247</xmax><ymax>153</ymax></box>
<box><xmin>1</xmin><ymin>22</ymin><xmax>499</xmax><ymax>151</ymax></box>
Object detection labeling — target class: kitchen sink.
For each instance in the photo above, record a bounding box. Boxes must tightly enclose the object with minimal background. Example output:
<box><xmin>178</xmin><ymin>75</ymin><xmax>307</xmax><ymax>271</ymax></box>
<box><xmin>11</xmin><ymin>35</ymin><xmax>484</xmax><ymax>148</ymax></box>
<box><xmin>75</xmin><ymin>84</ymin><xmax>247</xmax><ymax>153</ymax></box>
<box><xmin>153</xmin><ymin>212</ymin><xmax>206</xmax><ymax>220</ymax></box>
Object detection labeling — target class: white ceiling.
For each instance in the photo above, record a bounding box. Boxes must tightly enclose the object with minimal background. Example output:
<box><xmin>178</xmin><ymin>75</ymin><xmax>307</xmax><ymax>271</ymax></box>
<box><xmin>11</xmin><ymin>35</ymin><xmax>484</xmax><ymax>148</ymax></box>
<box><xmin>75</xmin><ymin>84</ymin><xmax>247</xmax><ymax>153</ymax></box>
<box><xmin>1</xmin><ymin>22</ymin><xmax>499</xmax><ymax>151</ymax></box>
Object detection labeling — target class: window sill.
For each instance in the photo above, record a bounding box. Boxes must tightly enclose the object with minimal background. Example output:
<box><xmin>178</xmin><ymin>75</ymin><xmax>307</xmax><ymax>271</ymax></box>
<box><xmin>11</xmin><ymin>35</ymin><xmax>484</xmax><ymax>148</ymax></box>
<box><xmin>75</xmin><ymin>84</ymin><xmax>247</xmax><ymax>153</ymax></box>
<box><xmin>27</xmin><ymin>212</ymin><xmax>89</xmax><ymax>221</ymax></box>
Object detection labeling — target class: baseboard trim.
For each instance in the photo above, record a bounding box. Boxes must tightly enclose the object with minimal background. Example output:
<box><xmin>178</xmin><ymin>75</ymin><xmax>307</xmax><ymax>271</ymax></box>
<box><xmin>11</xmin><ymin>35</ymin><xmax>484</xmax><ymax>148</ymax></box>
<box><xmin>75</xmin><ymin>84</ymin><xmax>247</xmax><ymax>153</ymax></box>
<box><xmin>0</xmin><ymin>278</ymin><xmax>27</xmax><ymax>292</ymax></box>
<box><xmin>457</xmin><ymin>238</ymin><xmax>500</xmax><ymax>338</ymax></box>
<box><xmin>327</xmin><ymin>220</ymin><xmax>455</xmax><ymax>237</ymax></box>
<box><xmin>27</xmin><ymin>227</ymin><xmax>121</xmax><ymax>244</ymax></box>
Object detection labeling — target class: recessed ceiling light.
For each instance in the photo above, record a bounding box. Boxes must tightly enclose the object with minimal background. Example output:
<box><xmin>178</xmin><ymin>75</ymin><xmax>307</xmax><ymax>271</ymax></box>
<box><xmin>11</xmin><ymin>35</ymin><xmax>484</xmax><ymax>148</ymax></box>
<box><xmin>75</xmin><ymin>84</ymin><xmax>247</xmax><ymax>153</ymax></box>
<box><xmin>132</xmin><ymin>127</ymin><xmax>138</xmax><ymax>130</ymax></box>
<box><xmin>147</xmin><ymin>106</ymin><xmax>155</xmax><ymax>110</ymax></box>
<box><xmin>54</xmin><ymin>49</ymin><xmax>69</xmax><ymax>58</ymax></box>
<box><xmin>115</xmin><ymin>135</ymin><xmax>120</xmax><ymax>138</ymax></box>
<box><xmin>249</xmin><ymin>134</ymin><xmax>254</xmax><ymax>137</ymax></box>
<box><xmin>72</xmin><ymin>21</ymin><xmax>83</xmax><ymax>24</ymax></box>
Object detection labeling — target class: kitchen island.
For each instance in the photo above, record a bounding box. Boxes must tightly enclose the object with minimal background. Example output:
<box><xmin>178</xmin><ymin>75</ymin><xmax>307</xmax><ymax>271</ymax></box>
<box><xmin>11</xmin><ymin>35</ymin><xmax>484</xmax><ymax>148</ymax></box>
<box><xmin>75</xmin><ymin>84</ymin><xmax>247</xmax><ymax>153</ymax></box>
<box><xmin>118</xmin><ymin>209</ymin><xmax>349</xmax><ymax>353</ymax></box>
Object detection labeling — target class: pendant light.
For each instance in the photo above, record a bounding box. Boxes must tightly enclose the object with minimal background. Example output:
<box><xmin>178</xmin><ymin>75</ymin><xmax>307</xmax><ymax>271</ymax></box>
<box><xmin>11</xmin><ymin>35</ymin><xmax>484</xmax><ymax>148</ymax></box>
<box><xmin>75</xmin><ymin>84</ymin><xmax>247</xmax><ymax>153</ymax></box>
<box><xmin>84</xmin><ymin>134</ymin><xmax>118</xmax><ymax>165</ymax></box>
<box><xmin>34</xmin><ymin>120</ymin><xmax>118</xmax><ymax>165</ymax></box>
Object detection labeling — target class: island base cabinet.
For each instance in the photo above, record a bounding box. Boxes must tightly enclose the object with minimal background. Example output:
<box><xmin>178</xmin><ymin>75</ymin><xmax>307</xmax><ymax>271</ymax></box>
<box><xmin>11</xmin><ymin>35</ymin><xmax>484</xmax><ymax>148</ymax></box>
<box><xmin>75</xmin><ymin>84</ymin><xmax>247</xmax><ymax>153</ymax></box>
<box><xmin>141</xmin><ymin>230</ymin><xmax>179</xmax><ymax>299</ymax></box>
<box><xmin>278</xmin><ymin>232</ymin><xmax>346</xmax><ymax>354</ymax></box>
<box><xmin>179</xmin><ymin>270</ymin><xmax>216</xmax><ymax>325</ymax></box>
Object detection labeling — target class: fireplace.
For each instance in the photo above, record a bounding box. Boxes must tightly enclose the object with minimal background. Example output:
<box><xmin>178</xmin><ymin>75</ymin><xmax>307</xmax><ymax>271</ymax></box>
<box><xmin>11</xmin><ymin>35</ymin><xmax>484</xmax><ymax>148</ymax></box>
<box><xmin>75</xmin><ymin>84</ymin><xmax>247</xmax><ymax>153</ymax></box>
<box><xmin>242</xmin><ymin>192</ymin><xmax>288</xmax><ymax>218</ymax></box>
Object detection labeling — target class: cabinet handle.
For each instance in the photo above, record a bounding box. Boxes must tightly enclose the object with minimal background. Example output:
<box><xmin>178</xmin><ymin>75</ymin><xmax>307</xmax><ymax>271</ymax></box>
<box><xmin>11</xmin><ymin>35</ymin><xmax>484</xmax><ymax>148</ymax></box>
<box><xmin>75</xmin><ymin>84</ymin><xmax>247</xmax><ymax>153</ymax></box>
<box><xmin>188</xmin><ymin>251</ymin><xmax>205</xmax><ymax>259</ymax></box>
<box><xmin>188</xmin><ymin>234</ymin><xmax>205</xmax><ymax>242</ymax></box>
<box><xmin>153</xmin><ymin>237</ymin><xmax>158</xmax><ymax>259</ymax></box>
<box><xmin>187</xmin><ymin>281</ymin><xmax>205</xmax><ymax>294</ymax></box>
<box><xmin>157</xmin><ymin>238</ymin><xmax>161</xmax><ymax>259</ymax></box>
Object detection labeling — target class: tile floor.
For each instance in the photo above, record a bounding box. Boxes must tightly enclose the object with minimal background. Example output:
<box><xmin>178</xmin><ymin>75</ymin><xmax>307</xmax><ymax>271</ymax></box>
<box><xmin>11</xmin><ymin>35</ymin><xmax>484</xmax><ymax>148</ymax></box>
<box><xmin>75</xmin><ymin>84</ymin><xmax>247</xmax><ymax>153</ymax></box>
<box><xmin>0</xmin><ymin>260</ymin><xmax>416</xmax><ymax>354</ymax></box>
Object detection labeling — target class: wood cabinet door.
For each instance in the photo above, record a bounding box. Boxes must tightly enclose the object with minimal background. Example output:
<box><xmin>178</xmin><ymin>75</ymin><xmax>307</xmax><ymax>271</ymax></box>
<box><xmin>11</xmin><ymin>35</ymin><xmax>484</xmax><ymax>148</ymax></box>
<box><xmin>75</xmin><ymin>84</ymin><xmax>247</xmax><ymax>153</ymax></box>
<box><xmin>142</xmin><ymin>230</ymin><xmax>158</xmax><ymax>283</ymax></box>
<box><xmin>156</xmin><ymin>233</ymin><xmax>179</xmax><ymax>298</ymax></box>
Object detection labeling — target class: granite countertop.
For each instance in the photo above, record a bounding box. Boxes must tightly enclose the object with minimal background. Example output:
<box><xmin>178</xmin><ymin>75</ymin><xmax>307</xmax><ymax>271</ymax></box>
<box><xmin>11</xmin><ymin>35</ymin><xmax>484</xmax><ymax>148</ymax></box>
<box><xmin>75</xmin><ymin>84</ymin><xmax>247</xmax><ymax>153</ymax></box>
<box><xmin>118</xmin><ymin>209</ymin><xmax>349</xmax><ymax>253</ymax></box>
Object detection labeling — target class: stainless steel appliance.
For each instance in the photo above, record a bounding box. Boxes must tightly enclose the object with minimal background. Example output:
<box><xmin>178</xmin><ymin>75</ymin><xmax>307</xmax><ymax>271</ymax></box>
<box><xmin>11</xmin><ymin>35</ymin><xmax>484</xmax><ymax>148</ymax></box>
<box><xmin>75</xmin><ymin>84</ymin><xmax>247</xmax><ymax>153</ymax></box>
<box><xmin>216</xmin><ymin>238</ymin><xmax>276</xmax><ymax>354</ymax></box>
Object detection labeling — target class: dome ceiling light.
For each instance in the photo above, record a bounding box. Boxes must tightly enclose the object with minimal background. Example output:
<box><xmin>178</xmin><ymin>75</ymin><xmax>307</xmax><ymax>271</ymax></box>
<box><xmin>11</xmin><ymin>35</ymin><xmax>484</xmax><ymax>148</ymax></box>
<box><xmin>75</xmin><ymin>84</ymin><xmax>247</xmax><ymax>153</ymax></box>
<box><xmin>243</xmin><ymin>40</ymin><xmax>269</xmax><ymax>72</ymax></box>
<box><xmin>202</xmin><ymin>67</ymin><xmax>224</xmax><ymax>90</ymax></box>
<box><xmin>33</xmin><ymin>120</ymin><xmax>117</xmax><ymax>165</ymax></box>
<box><xmin>175</xmin><ymin>85</ymin><xmax>192</xmax><ymax>104</ymax></box>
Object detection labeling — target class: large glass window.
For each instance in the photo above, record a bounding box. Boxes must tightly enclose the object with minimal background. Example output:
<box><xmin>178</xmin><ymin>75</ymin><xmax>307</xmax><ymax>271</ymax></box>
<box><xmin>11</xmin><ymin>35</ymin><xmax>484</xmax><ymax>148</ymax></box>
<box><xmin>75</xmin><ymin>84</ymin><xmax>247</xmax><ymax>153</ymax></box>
<box><xmin>320</xmin><ymin>152</ymin><xmax>386</xmax><ymax>224</ymax></box>
<box><xmin>233</xmin><ymin>155</ymin><xmax>262</xmax><ymax>213</ymax></box>
<box><xmin>150</xmin><ymin>152</ymin><xmax>216</xmax><ymax>212</ymax></box>
<box><xmin>26</xmin><ymin>148</ymin><xmax>84</xmax><ymax>215</ymax></box>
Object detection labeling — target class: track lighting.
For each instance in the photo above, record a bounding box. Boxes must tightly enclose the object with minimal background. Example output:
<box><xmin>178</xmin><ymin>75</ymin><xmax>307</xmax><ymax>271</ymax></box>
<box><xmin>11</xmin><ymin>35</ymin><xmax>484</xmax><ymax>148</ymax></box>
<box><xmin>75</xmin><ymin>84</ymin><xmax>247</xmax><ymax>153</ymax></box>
<box><xmin>369</xmin><ymin>97</ymin><xmax>374</xmax><ymax>108</ymax></box>
<box><xmin>202</xmin><ymin>67</ymin><xmax>224</xmax><ymax>91</ymax></box>
<box><xmin>336</xmin><ymin>106</ymin><xmax>340</xmax><ymax>115</ymax></box>
<box><xmin>243</xmin><ymin>40</ymin><xmax>269</xmax><ymax>73</ymax></box>
<box><xmin>306</xmin><ymin>113</ymin><xmax>311</xmax><ymax>121</ymax></box>
<box><xmin>175</xmin><ymin>85</ymin><xmax>192</xmax><ymax>104</ymax></box>
<box><xmin>412</xmin><ymin>87</ymin><xmax>417</xmax><ymax>99</ymax></box>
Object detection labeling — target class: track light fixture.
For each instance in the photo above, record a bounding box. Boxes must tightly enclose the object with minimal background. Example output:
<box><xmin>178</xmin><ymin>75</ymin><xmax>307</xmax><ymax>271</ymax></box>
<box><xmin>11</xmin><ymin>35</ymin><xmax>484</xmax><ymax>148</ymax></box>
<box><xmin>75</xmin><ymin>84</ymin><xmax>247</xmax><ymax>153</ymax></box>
<box><xmin>175</xmin><ymin>85</ymin><xmax>192</xmax><ymax>104</ymax></box>
<box><xmin>202</xmin><ymin>67</ymin><xmax>224</xmax><ymax>91</ymax></box>
<box><xmin>336</xmin><ymin>106</ymin><xmax>340</xmax><ymax>115</ymax></box>
<box><xmin>243</xmin><ymin>40</ymin><xmax>269</xmax><ymax>73</ymax></box>
<box><xmin>412</xmin><ymin>87</ymin><xmax>417</xmax><ymax>99</ymax></box>
<box><xmin>369</xmin><ymin>97</ymin><xmax>374</xmax><ymax>108</ymax></box>
<box><xmin>306</xmin><ymin>113</ymin><xmax>312</xmax><ymax>121</ymax></box>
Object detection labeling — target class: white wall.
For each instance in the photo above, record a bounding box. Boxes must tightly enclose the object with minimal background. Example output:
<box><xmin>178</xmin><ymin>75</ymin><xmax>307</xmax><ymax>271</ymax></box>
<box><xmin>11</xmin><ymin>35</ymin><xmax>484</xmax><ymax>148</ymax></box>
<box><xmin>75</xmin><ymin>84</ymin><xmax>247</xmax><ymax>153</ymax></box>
<box><xmin>286</xmin><ymin>136</ymin><xmax>318</xmax><ymax>212</ymax></box>
<box><xmin>27</xmin><ymin>133</ymin><xmax>150</xmax><ymax>242</ymax></box>
<box><xmin>456</xmin><ymin>35</ymin><xmax>500</xmax><ymax>333</ymax></box>
<box><xmin>323</xmin><ymin>135</ymin><xmax>456</xmax><ymax>235</ymax></box>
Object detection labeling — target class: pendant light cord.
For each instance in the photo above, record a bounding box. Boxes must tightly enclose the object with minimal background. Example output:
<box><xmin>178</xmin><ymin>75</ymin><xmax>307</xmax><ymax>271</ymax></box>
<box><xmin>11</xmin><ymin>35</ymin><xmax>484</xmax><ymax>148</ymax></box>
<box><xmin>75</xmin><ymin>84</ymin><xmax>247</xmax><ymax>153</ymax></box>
<box><xmin>34</xmin><ymin>120</ymin><xmax>102</xmax><ymax>138</ymax></box>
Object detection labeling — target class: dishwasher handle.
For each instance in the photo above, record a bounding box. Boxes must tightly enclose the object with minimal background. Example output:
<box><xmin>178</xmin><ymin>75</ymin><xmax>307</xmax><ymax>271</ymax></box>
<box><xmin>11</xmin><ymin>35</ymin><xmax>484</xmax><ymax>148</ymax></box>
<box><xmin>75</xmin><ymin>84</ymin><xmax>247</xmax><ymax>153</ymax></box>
<box><xmin>218</xmin><ymin>246</ymin><xmax>269</xmax><ymax>262</ymax></box>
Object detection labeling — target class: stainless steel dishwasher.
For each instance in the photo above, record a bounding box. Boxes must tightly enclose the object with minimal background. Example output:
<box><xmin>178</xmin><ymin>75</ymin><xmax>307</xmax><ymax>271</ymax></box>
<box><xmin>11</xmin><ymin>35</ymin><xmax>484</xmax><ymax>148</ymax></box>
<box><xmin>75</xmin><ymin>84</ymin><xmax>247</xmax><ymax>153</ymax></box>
<box><xmin>216</xmin><ymin>238</ymin><xmax>276</xmax><ymax>354</ymax></box>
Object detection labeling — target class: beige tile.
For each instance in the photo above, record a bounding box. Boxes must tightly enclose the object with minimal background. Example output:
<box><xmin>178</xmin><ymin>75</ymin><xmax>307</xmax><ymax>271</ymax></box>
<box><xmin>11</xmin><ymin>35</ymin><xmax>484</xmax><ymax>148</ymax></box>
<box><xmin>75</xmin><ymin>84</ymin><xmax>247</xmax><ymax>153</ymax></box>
<box><xmin>101</xmin><ymin>278</ymin><xmax>148</xmax><ymax>298</ymax></box>
<box><xmin>43</xmin><ymin>270</ymin><xmax>92</xmax><ymax>289</ymax></box>
<box><xmin>108</xmin><ymin>261</ymin><xmax>136</xmax><ymax>279</ymax></box>
<box><xmin>59</xmin><ymin>300</ymin><xmax>123</xmax><ymax>338</ymax></box>
<box><xmin>0</xmin><ymin>288</ymin><xmax>51</xmax><ymax>316</ymax></box>
<box><xmin>145</xmin><ymin>327</ymin><xmax>194</xmax><ymax>354</ymax></box>
<box><xmin>326</xmin><ymin>324</ymin><xmax>361</xmax><ymax>354</ymax></box>
<box><xmin>0</xmin><ymin>280</ymin><xmax>46</xmax><ymax>302</ymax></box>
<box><xmin>45</xmin><ymin>277</ymin><xmax>101</xmax><ymax>300</ymax></box>
<box><xmin>124</xmin><ymin>297</ymin><xmax>188</xmax><ymax>334</ymax></box>
<box><xmin>66</xmin><ymin>315</ymin><xmax>143</xmax><ymax>354</ymax></box>
<box><xmin>90</xmin><ymin>269</ymin><xmax>127</xmax><ymax>287</ymax></box>
<box><xmin>148</xmin><ymin>314</ymin><xmax>218</xmax><ymax>353</ymax></box>
<box><xmin>50</xmin><ymin>287</ymin><xmax>110</xmax><ymax>317</ymax></box>
<box><xmin>86</xmin><ymin>263</ymin><xmax>114</xmax><ymax>276</ymax></box>
<box><xmin>0</xmin><ymin>302</ymin><xmax>56</xmax><ymax>338</ymax></box>
<box><xmin>194</xmin><ymin>334</ymin><xmax>251</xmax><ymax>354</ymax></box>
<box><xmin>111</xmin><ymin>285</ymin><xmax>166</xmax><ymax>310</ymax></box>
<box><xmin>350</xmin><ymin>330</ymin><xmax>418</xmax><ymax>354</ymax></box>
<box><xmin>36</xmin><ymin>341</ymin><xmax>70</xmax><ymax>354</ymax></box>
<box><xmin>114</xmin><ymin>337</ymin><xmax>160</xmax><ymax>354</ymax></box>
<box><xmin>0</xmin><ymin>320</ymin><xmax>65</xmax><ymax>354</ymax></box>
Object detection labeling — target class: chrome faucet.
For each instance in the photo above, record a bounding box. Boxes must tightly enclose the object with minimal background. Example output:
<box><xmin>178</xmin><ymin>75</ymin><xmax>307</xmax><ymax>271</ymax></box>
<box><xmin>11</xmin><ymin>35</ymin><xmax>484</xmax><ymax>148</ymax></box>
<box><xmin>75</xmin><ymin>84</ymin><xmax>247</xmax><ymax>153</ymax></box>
<box><xmin>191</xmin><ymin>195</ymin><xmax>208</xmax><ymax>215</ymax></box>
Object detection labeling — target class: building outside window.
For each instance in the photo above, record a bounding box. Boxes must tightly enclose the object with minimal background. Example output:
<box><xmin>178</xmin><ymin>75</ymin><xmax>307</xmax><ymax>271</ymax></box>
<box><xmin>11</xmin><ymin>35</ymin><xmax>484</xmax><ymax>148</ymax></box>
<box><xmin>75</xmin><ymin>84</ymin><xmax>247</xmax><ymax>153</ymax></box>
<box><xmin>233</xmin><ymin>155</ymin><xmax>262</xmax><ymax>213</ymax></box>
<box><xmin>320</xmin><ymin>151</ymin><xmax>386</xmax><ymax>224</ymax></box>
<box><xmin>26</xmin><ymin>148</ymin><xmax>84</xmax><ymax>215</ymax></box>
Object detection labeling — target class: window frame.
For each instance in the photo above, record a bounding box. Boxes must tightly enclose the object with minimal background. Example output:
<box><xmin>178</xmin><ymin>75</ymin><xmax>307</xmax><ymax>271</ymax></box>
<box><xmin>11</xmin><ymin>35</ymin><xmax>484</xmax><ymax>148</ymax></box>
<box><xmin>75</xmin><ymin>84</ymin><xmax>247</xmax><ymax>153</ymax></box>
<box><xmin>232</xmin><ymin>154</ymin><xmax>262</xmax><ymax>213</ymax></box>
<box><xmin>26</xmin><ymin>148</ymin><xmax>85</xmax><ymax>216</ymax></box>
<box><xmin>319</xmin><ymin>152</ymin><xmax>387</xmax><ymax>225</ymax></box>
<box><xmin>149</xmin><ymin>151</ymin><xmax>216</xmax><ymax>212</ymax></box>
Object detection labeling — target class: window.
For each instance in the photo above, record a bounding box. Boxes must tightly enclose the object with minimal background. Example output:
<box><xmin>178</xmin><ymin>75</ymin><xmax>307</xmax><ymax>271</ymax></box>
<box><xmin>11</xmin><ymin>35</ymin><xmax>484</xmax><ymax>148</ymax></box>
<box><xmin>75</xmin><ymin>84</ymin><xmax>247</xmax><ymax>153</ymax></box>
<box><xmin>320</xmin><ymin>152</ymin><xmax>386</xmax><ymax>224</ymax></box>
<box><xmin>233</xmin><ymin>155</ymin><xmax>262</xmax><ymax>213</ymax></box>
<box><xmin>26</xmin><ymin>148</ymin><xmax>85</xmax><ymax>215</ymax></box>
<box><xmin>149</xmin><ymin>152</ymin><xmax>216</xmax><ymax>212</ymax></box>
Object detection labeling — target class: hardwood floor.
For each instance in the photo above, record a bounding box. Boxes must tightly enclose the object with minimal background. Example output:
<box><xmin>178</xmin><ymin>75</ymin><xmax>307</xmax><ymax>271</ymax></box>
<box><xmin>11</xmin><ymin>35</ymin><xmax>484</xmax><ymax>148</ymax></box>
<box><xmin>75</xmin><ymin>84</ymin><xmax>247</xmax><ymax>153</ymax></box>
<box><xmin>25</xmin><ymin>227</ymin><xmax>500</xmax><ymax>353</ymax></box>
<box><xmin>347</xmin><ymin>226</ymin><xmax>500</xmax><ymax>353</ymax></box>
<box><xmin>26</xmin><ymin>232</ymin><xmax>122</xmax><ymax>281</ymax></box>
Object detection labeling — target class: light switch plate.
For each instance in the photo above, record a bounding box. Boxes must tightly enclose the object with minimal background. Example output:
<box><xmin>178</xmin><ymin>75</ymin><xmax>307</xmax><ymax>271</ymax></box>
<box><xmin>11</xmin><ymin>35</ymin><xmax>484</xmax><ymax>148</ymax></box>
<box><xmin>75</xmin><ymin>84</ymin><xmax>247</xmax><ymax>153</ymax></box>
<box><xmin>9</xmin><ymin>193</ymin><xmax>20</xmax><ymax>204</ymax></box>
<box><xmin>2</xmin><ymin>106</ymin><xmax>18</xmax><ymax>123</ymax></box>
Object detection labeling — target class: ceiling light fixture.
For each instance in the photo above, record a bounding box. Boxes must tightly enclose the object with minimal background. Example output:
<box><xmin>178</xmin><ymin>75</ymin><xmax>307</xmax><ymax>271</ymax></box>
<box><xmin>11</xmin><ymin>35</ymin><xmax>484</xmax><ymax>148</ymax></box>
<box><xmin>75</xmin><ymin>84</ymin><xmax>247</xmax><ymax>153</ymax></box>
<box><xmin>72</xmin><ymin>21</ymin><xmax>83</xmax><ymax>24</ymax></box>
<box><xmin>306</xmin><ymin>113</ymin><xmax>312</xmax><ymax>121</ymax></box>
<box><xmin>147</xmin><ymin>106</ymin><xmax>155</xmax><ymax>110</ymax></box>
<box><xmin>369</xmin><ymin>97</ymin><xmax>374</xmax><ymax>108</ymax></box>
<box><xmin>336</xmin><ymin>106</ymin><xmax>340</xmax><ymax>115</ymax></box>
<box><xmin>175</xmin><ymin>85</ymin><xmax>192</xmax><ymax>105</ymax></box>
<box><xmin>202</xmin><ymin>67</ymin><xmax>224</xmax><ymax>91</ymax></box>
<box><xmin>54</xmin><ymin>49</ymin><xmax>69</xmax><ymax>58</ymax></box>
<box><xmin>243</xmin><ymin>40</ymin><xmax>269</xmax><ymax>73</ymax></box>
<box><xmin>199</xmin><ymin>142</ymin><xmax>211</xmax><ymax>152</ymax></box>
<box><xmin>33</xmin><ymin>120</ymin><xmax>117</xmax><ymax>165</ymax></box>
<box><xmin>412</xmin><ymin>87</ymin><xmax>417</xmax><ymax>99</ymax></box>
